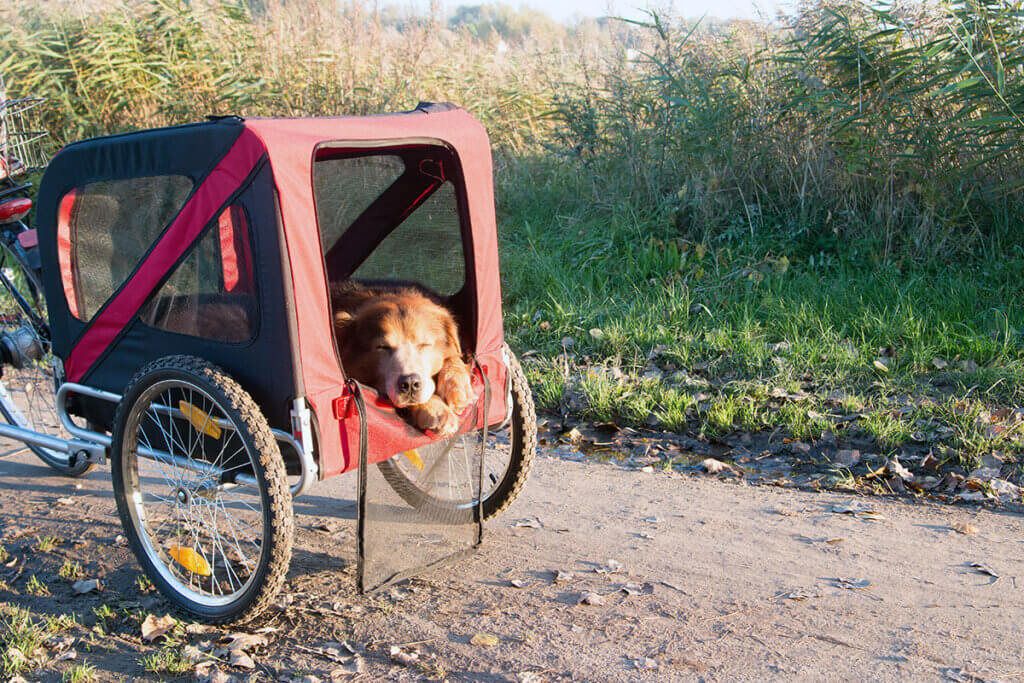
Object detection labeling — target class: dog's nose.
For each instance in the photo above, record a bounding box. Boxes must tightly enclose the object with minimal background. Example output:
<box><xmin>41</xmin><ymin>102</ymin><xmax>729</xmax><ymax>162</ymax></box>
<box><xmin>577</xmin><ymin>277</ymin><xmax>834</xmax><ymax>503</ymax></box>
<box><xmin>397</xmin><ymin>374</ymin><xmax>423</xmax><ymax>396</ymax></box>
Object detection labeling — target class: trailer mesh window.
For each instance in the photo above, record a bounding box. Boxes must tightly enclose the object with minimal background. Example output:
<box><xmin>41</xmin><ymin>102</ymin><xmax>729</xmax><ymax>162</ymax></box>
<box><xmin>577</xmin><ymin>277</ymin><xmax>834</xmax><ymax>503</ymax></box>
<box><xmin>314</xmin><ymin>147</ymin><xmax>467</xmax><ymax>297</ymax></box>
<box><xmin>139</xmin><ymin>204</ymin><xmax>258</xmax><ymax>343</ymax></box>
<box><xmin>57</xmin><ymin>175</ymin><xmax>193</xmax><ymax>321</ymax></box>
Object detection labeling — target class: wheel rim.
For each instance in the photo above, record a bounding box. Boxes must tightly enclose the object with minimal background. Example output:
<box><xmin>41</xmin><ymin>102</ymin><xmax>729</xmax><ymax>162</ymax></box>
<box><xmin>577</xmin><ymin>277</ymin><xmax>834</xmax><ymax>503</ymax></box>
<box><xmin>0</xmin><ymin>243</ymin><xmax>67</xmax><ymax>456</ymax></box>
<box><xmin>121</xmin><ymin>379</ymin><xmax>266</xmax><ymax>607</ymax></box>
<box><xmin>386</xmin><ymin>412</ymin><xmax>519</xmax><ymax>511</ymax></box>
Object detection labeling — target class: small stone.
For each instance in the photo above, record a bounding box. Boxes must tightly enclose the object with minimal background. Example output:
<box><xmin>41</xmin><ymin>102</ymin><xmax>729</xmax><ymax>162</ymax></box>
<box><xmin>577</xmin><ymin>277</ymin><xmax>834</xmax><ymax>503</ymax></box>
<box><xmin>968</xmin><ymin>467</ymin><xmax>1000</xmax><ymax>482</ymax></box>
<box><xmin>834</xmin><ymin>449</ymin><xmax>860</xmax><ymax>467</ymax></box>
<box><xmin>989</xmin><ymin>479</ymin><xmax>1020</xmax><ymax>498</ymax></box>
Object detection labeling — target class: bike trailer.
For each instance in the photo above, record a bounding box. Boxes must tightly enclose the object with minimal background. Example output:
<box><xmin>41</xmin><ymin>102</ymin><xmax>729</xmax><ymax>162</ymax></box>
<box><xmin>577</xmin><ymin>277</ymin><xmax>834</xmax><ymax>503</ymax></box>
<box><xmin>11</xmin><ymin>104</ymin><xmax>535</xmax><ymax>622</ymax></box>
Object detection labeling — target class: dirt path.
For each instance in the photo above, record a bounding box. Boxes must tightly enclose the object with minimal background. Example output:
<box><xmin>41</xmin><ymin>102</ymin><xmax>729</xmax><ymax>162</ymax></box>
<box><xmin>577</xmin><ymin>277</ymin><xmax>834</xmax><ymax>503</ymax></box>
<box><xmin>0</xmin><ymin>443</ymin><xmax>1022</xmax><ymax>681</ymax></box>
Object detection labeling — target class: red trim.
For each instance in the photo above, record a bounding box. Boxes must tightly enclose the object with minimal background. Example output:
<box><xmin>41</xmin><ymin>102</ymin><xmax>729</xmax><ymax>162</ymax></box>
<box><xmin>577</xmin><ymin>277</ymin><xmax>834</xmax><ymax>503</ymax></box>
<box><xmin>218</xmin><ymin>209</ymin><xmax>239</xmax><ymax>291</ymax></box>
<box><xmin>65</xmin><ymin>130</ymin><xmax>265</xmax><ymax>382</ymax></box>
<box><xmin>57</xmin><ymin>191</ymin><xmax>78</xmax><ymax>319</ymax></box>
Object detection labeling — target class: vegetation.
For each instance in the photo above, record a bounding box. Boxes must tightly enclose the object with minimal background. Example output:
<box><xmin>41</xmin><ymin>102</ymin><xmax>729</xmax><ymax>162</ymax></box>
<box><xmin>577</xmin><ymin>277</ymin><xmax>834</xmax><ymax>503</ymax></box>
<box><xmin>2</xmin><ymin>0</ymin><xmax>1023</xmax><ymax>471</ymax></box>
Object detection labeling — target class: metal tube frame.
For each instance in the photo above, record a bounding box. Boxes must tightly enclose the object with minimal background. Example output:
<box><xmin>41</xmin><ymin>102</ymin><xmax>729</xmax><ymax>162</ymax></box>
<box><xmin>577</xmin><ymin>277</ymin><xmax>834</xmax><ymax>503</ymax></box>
<box><xmin>2</xmin><ymin>382</ymin><xmax>320</xmax><ymax>496</ymax></box>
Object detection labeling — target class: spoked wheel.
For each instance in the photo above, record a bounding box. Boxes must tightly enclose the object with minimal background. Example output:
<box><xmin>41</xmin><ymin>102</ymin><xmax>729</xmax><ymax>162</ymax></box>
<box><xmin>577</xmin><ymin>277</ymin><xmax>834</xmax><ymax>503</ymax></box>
<box><xmin>377</xmin><ymin>345</ymin><xmax>536</xmax><ymax>521</ymax></box>
<box><xmin>0</xmin><ymin>237</ymin><xmax>92</xmax><ymax>475</ymax></box>
<box><xmin>111</xmin><ymin>356</ymin><xmax>293</xmax><ymax>624</ymax></box>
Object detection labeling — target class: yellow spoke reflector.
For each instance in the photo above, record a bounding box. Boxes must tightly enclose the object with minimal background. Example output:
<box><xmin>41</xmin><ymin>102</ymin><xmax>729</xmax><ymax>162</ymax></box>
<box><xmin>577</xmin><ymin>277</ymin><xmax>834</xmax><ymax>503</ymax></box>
<box><xmin>167</xmin><ymin>545</ymin><xmax>212</xmax><ymax>576</ymax></box>
<box><xmin>402</xmin><ymin>449</ymin><xmax>424</xmax><ymax>471</ymax></box>
<box><xmin>179</xmin><ymin>401</ymin><xmax>222</xmax><ymax>439</ymax></box>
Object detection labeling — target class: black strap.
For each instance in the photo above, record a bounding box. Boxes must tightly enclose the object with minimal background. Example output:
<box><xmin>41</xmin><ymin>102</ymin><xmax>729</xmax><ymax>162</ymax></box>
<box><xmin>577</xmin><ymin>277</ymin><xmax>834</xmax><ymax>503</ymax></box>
<box><xmin>350</xmin><ymin>379</ymin><xmax>370</xmax><ymax>593</ymax></box>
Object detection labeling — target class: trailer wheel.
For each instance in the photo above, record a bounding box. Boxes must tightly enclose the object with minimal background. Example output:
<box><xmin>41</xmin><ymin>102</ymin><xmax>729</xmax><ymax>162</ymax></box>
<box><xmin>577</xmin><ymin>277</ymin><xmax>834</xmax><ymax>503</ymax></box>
<box><xmin>378</xmin><ymin>344</ymin><xmax>536</xmax><ymax>521</ymax></box>
<box><xmin>110</xmin><ymin>355</ymin><xmax>293</xmax><ymax>624</ymax></box>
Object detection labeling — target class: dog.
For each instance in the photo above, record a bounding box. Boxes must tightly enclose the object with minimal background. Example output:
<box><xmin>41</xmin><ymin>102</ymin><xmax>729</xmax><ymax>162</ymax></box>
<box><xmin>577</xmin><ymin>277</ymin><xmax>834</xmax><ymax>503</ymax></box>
<box><xmin>330</xmin><ymin>280</ymin><xmax>473</xmax><ymax>437</ymax></box>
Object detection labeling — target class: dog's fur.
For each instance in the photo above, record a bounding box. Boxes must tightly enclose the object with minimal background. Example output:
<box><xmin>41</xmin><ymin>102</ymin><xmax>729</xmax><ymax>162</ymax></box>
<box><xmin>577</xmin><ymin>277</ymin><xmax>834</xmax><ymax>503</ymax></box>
<box><xmin>330</xmin><ymin>280</ymin><xmax>473</xmax><ymax>437</ymax></box>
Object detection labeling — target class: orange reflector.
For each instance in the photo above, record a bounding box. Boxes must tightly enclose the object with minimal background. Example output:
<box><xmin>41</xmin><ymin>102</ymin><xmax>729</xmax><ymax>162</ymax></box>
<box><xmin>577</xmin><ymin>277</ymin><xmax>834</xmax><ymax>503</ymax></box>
<box><xmin>168</xmin><ymin>545</ymin><xmax>212</xmax><ymax>576</ymax></box>
<box><xmin>178</xmin><ymin>401</ymin><xmax>222</xmax><ymax>439</ymax></box>
<box><xmin>402</xmin><ymin>449</ymin><xmax>424</xmax><ymax>471</ymax></box>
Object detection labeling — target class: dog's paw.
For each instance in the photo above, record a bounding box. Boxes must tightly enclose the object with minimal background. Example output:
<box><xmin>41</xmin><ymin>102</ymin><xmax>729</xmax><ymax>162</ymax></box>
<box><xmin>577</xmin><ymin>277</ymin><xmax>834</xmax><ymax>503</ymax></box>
<box><xmin>411</xmin><ymin>398</ymin><xmax>459</xmax><ymax>438</ymax></box>
<box><xmin>438</xmin><ymin>362</ymin><xmax>473</xmax><ymax>413</ymax></box>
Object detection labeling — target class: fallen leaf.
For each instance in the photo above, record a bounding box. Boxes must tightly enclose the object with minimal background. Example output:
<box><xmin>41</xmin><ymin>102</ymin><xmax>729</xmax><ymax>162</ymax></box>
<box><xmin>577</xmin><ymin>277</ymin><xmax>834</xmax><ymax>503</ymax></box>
<box><xmin>700</xmin><ymin>458</ymin><xmax>733</xmax><ymax>474</ymax></box>
<box><xmin>577</xmin><ymin>592</ymin><xmax>605</xmax><ymax>606</ymax></box>
<box><xmin>633</xmin><ymin>657</ymin><xmax>659</xmax><ymax>670</ymax></box>
<box><xmin>470</xmin><ymin>633</ymin><xmax>499</xmax><ymax>647</ymax></box>
<box><xmin>44</xmin><ymin>635</ymin><xmax>75</xmax><ymax>651</ymax></box>
<box><xmin>857</xmin><ymin>512</ymin><xmax>887</xmax><ymax>522</ymax></box>
<box><xmin>784</xmin><ymin>590</ymin><xmax>817</xmax><ymax>601</ymax></box>
<box><xmin>330</xmin><ymin>658</ymin><xmax>363</xmax><ymax>677</ymax></box>
<box><xmin>886</xmin><ymin>458</ymin><xmax>913</xmax><ymax>481</ymax></box>
<box><xmin>932</xmin><ymin>358</ymin><xmax>949</xmax><ymax>370</ymax></box>
<box><xmin>589</xmin><ymin>328</ymin><xmax>605</xmax><ymax>340</ymax></box>
<box><xmin>511</xmin><ymin>518</ymin><xmax>542</xmax><ymax>529</ymax></box>
<box><xmin>969</xmin><ymin>562</ymin><xmax>999</xmax><ymax>579</ymax></box>
<box><xmin>872</xmin><ymin>358</ymin><xmax>890</xmax><ymax>373</ymax></box>
<box><xmin>389</xmin><ymin>645</ymin><xmax>419</xmax><ymax>666</ymax></box>
<box><xmin>951</xmin><ymin>522</ymin><xmax>978</xmax><ymax>535</ymax></box>
<box><xmin>217</xmin><ymin>633</ymin><xmax>268</xmax><ymax>651</ymax></box>
<box><xmin>824</xmin><ymin>538</ymin><xmax>845</xmax><ymax>545</ymax></box>
<box><xmin>140</xmin><ymin>614</ymin><xmax>177</xmax><ymax>642</ymax></box>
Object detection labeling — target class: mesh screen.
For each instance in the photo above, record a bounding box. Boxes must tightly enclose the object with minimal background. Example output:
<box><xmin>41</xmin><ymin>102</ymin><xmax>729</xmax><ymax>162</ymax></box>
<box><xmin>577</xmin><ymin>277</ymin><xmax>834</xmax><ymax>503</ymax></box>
<box><xmin>359</xmin><ymin>407</ymin><xmax>485</xmax><ymax>593</ymax></box>
<box><xmin>314</xmin><ymin>155</ymin><xmax>405</xmax><ymax>250</ymax></box>
<box><xmin>353</xmin><ymin>181</ymin><xmax>465</xmax><ymax>296</ymax></box>
<box><xmin>139</xmin><ymin>205</ymin><xmax>257</xmax><ymax>343</ymax></box>
<box><xmin>60</xmin><ymin>175</ymin><xmax>193</xmax><ymax>320</ymax></box>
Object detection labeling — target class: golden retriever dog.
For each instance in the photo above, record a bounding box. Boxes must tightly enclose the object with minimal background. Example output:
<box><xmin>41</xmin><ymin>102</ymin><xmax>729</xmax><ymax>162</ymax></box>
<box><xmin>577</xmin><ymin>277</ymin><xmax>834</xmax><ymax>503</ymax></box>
<box><xmin>330</xmin><ymin>280</ymin><xmax>473</xmax><ymax>437</ymax></box>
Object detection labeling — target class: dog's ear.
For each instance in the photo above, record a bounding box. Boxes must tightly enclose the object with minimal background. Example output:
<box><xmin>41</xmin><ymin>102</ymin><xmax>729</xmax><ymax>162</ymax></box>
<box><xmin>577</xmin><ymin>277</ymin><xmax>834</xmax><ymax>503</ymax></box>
<box><xmin>441</xmin><ymin>315</ymin><xmax>463</xmax><ymax>359</ymax></box>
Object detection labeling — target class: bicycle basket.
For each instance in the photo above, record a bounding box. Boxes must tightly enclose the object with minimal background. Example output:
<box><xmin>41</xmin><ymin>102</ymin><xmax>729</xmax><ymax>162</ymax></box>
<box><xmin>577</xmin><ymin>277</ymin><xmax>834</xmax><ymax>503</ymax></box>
<box><xmin>1</xmin><ymin>97</ymin><xmax>49</xmax><ymax>180</ymax></box>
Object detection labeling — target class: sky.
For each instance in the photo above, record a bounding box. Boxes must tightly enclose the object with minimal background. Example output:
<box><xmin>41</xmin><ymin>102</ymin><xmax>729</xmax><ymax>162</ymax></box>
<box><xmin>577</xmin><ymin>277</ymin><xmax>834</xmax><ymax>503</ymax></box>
<box><xmin>385</xmin><ymin>0</ymin><xmax>787</xmax><ymax>22</ymax></box>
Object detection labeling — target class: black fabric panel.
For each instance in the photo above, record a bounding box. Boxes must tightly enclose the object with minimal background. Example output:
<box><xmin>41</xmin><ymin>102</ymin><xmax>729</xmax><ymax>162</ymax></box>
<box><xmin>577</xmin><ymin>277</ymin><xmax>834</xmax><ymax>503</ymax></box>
<box><xmin>35</xmin><ymin>119</ymin><xmax>246</xmax><ymax>362</ymax></box>
<box><xmin>69</xmin><ymin>163</ymin><xmax>299</xmax><ymax>433</ymax></box>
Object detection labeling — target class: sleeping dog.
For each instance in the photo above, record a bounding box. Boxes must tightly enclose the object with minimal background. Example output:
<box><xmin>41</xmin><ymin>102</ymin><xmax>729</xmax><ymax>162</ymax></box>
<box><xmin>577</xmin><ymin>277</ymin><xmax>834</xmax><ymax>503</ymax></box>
<box><xmin>329</xmin><ymin>280</ymin><xmax>473</xmax><ymax>437</ymax></box>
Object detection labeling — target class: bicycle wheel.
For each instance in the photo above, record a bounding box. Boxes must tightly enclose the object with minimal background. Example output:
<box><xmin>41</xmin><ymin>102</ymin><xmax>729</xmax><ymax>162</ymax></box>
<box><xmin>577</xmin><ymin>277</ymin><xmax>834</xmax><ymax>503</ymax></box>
<box><xmin>110</xmin><ymin>356</ymin><xmax>293</xmax><ymax>623</ymax></box>
<box><xmin>377</xmin><ymin>345</ymin><xmax>536</xmax><ymax>521</ymax></box>
<box><xmin>0</xmin><ymin>236</ymin><xmax>92</xmax><ymax>475</ymax></box>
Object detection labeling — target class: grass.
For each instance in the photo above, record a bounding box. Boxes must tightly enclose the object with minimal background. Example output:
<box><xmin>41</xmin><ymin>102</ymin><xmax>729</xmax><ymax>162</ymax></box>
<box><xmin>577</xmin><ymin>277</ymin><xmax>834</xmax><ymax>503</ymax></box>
<box><xmin>63</xmin><ymin>663</ymin><xmax>98</xmax><ymax>683</ymax></box>
<box><xmin>25</xmin><ymin>575</ymin><xmax>49</xmax><ymax>597</ymax></box>
<box><xmin>34</xmin><ymin>535</ymin><xmax>59</xmax><ymax>553</ymax></box>
<box><xmin>500</xmin><ymin>170</ymin><xmax>1024</xmax><ymax>466</ymax></box>
<box><xmin>139</xmin><ymin>645</ymin><xmax>192</xmax><ymax>675</ymax></box>
<box><xmin>59</xmin><ymin>561</ymin><xmax>83</xmax><ymax>581</ymax></box>
<box><xmin>0</xmin><ymin>605</ymin><xmax>53</xmax><ymax>675</ymax></box>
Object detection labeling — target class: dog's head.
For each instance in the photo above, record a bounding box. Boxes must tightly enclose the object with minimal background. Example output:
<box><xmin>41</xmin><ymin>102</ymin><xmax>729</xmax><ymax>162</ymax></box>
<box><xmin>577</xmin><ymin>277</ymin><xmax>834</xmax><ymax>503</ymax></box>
<box><xmin>334</xmin><ymin>288</ymin><xmax>461</xmax><ymax>407</ymax></box>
